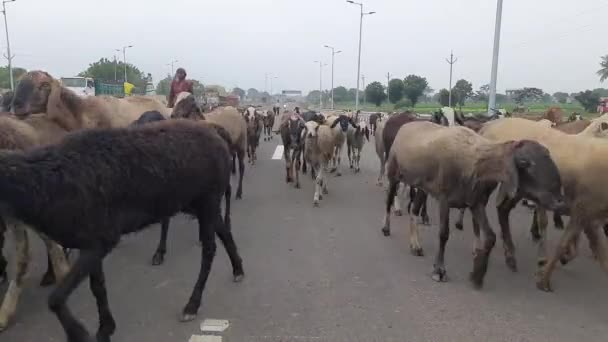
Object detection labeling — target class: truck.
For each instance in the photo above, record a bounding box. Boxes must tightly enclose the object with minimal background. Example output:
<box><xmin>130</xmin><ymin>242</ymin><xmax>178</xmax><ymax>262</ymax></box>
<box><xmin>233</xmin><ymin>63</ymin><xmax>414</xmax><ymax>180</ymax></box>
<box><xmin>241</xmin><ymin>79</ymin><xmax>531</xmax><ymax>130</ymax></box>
<box><xmin>60</xmin><ymin>77</ymin><xmax>126</xmax><ymax>98</ymax></box>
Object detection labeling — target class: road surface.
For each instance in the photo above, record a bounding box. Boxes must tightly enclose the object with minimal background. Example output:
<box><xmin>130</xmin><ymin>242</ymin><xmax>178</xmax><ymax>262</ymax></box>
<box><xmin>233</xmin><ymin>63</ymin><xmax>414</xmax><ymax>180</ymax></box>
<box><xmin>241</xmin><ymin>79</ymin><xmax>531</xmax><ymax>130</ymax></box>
<box><xmin>2</xmin><ymin>135</ymin><xmax>608</xmax><ymax>342</ymax></box>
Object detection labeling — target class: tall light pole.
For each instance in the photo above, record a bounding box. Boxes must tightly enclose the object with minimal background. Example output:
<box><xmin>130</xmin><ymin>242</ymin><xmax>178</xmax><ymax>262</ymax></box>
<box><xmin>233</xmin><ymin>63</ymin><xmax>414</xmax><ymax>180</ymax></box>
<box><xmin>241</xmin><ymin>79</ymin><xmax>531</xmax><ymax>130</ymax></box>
<box><xmin>270</xmin><ymin>76</ymin><xmax>277</xmax><ymax>96</ymax></box>
<box><xmin>167</xmin><ymin>59</ymin><xmax>178</xmax><ymax>76</ymax></box>
<box><xmin>446</xmin><ymin>51</ymin><xmax>458</xmax><ymax>107</ymax></box>
<box><xmin>324</xmin><ymin>45</ymin><xmax>342</xmax><ymax>110</ymax></box>
<box><xmin>347</xmin><ymin>0</ymin><xmax>375</xmax><ymax>111</ymax></box>
<box><xmin>264</xmin><ymin>72</ymin><xmax>271</xmax><ymax>93</ymax></box>
<box><xmin>121</xmin><ymin>45</ymin><xmax>133</xmax><ymax>82</ymax></box>
<box><xmin>113</xmin><ymin>53</ymin><xmax>118</xmax><ymax>81</ymax></box>
<box><xmin>2</xmin><ymin>0</ymin><xmax>16</xmax><ymax>90</ymax></box>
<box><xmin>314</xmin><ymin>61</ymin><xmax>327</xmax><ymax>110</ymax></box>
<box><xmin>488</xmin><ymin>0</ymin><xmax>504</xmax><ymax>115</ymax></box>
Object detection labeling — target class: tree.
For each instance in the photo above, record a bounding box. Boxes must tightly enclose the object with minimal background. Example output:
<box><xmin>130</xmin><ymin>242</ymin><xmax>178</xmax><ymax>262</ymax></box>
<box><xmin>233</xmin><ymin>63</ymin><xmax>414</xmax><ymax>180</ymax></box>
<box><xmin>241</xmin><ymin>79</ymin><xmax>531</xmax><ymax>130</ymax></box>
<box><xmin>247</xmin><ymin>88</ymin><xmax>259</xmax><ymax>100</ymax></box>
<box><xmin>437</xmin><ymin>89</ymin><xmax>450</xmax><ymax>107</ymax></box>
<box><xmin>553</xmin><ymin>92</ymin><xmax>569</xmax><ymax>104</ymax></box>
<box><xmin>402</xmin><ymin>74</ymin><xmax>428</xmax><ymax>107</ymax></box>
<box><xmin>512</xmin><ymin>87</ymin><xmax>544</xmax><ymax>104</ymax></box>
<box><xmin>332</xmin><ymin>86</ymin><xmax>348</xmax><ymax>103</ymax></box>
<box><xmin>598</xmin><ymin>55</ymin><xmax>608</xmax><ymax>83</ymax></box>
<box><xmin>347</xmin><ymin>88</ymin><xmax>363</xmax><ymax>102</ymax></box>
<box><xmin>79</xmin><ymin>58</ymin><xmax>147</xmax><ymax>90</ymax></box>
<box><xmin>388</xmin><ymin>78</ymin><xmax>404</xmax><ymax>104</ymax></box>
<box><xmin>473</xmin><ymin>84</ymin><xmax>490</xmax><ymax>102</ymax></box>
<box><xmin>592</xmin><ymin>88</ymin><xmax>608</xmax><ymax>97</ymax></box>
<box><xmin>452</xmin><ymin>79</ymin><xmax>473</xmax><ymax>108</ymax></box>
<box><xmin>232</xmin><ymin>87</ymin><xmax>245</xmax><ymax>100</ymax></box>
<box><xmin>0</xmin><ymin>66</ymin><xmax>27</xmax><ymax>89</ymax></box>
<box><xmin>575</xmin><ymin>90</ymin><xmax>600</xmax><ymax>113</ymax></box>
<box><xmin>155</xmin><ymin>74</ymin><xmax>172</xmax><ymax>95</ymax></box>
<box><xmin>365</xmin><ymin>82</ymin><xmax>387</xmax><ymax>107</ymax></box>
<box><xmin>307</xmin><ymin>90</ymin><xmax>321</xmax><ymax>103</ymax></box>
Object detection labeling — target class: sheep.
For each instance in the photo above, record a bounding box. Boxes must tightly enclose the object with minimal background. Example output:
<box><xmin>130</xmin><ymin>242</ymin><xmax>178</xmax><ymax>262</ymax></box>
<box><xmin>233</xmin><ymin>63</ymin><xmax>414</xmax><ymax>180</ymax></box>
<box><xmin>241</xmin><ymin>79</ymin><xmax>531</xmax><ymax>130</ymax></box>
<box><xmin>302</xmin><ymin>121</ymin><xmax>337</xmax><ymax>207</ymax></box>
<box><xmin>324</xmin><ymin>114</ymin><xmax>358</xmax><ymax>176</ymax></box>
<box><xmin>263</xmin><ymin>110</ymin><xmax>275</xmax><ymax>141</ymax></box>
<box><xmin>0</xmin><ymin>113</ymin><xmax>73</xmax><ymax>332</ymax></box>
<box><xmin>171</xmin><ymin>92</ymin><xmax>247</xmax><ymax>199</ymax></box>
<box><xmin>346</xmin><ymin>120</ymin><xmax>370</xmax><ymax>173</ymax></box>
<box><xmin>368</xmin><ymin>112</ymin><xmax>381</xmax><ymax>136</ymax></box>
<box><xmin>245</xmin><ymin>111</ymin><xmax>263</xmax><ymax>165</ymax></box>
<box><xmin>479</xmin><ymin>117</ymin><xmax>608</xmax><ymax>291</ymax></box>
<box><xmin>280</xmin><ymin>115</ymin><xmax>306</xmax><ymax>188</ymax></box>
<box><xmin>382</xmin><ymin>121</ymin><xmax>565</xmax><ymax>288</ymax></box>
<box><xmin>11</xmin><ymin>70</ymin><xmax>170</xmax><ymax>130</ymax></box>
<box><xmin>374</xmin><ymin>119</ymin><xmax>387</xmax><ymax>186</ymax></box>
<box><xmin>0</xmin><ymin>119</ymin><xmax>245</xmax><ymax>341</ymax></box>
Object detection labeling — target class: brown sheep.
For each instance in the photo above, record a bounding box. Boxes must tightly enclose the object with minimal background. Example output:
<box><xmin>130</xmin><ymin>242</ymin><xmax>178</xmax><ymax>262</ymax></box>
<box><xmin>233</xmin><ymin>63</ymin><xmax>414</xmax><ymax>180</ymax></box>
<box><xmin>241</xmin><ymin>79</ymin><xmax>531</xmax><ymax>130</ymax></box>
<box><xmin>382</xmin><ymin>121</ymin><xmax>565</xmax><ymax>288</ymax></box>
<box><xmin>479</xmin><ymin>118</ymin><xmax>608</xmax><ymax>291</ymax></box>
<box><xmin>171</xmin><ymin>92</ymin><xmax>247</xmax><ymax>199</ymax></box>
<box><xmin>11</xmin><ymin>70</ymin><xmax>170</xmax><ymax>130</ymax></box>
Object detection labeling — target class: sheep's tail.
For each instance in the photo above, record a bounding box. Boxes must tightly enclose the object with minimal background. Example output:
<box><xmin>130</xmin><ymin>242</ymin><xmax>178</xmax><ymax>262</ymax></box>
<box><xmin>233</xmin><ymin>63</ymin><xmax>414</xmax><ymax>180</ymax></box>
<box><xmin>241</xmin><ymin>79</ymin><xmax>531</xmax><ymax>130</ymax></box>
<box><xmin>224</xmin><ymin>183</ymin><xmax>232</xmax><ymax>230</ymax></box>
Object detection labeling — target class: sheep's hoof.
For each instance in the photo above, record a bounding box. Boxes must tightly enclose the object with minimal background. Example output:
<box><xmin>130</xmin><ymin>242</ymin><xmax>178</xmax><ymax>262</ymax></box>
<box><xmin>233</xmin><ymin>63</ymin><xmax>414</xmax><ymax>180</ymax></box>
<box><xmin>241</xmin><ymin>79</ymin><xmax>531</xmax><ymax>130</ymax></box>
<box><xmin>295</xmin><ymin>183</ymin><xmax>300</xmax><ymax>189</ymax></box>
<box><xmin>313</xmin><ymin>201</ymin><xmax>320</xmax><ymax>208</ymax></box>
<box><xmin>431</xmin><ymin>267</ymin><xmax>448</xmax><ymax>282</ymax></box>
<box><xmin>421</xmin><ymin>216</ymin><xmax>430</xmax><ymax>226</ymax></box>
<box><xmin>536</xmin><ymin>278</ymin><xmax>553</xmax><ymax>292</ymax></box>
<box><xmin>233</xmin><ymin>272</ymin><xmax>245</xmax><ymax>283</ymax></box>
<box><xmin>335</xmin><ymin>172</ymin><xmax>342</xmax><ymax>177</ymax></box>
<box><xmin>39</xmin><ymin>270</ymin><xmax>56</xmax><ymax>287</ymax></box>
<box><xmin>394</xmin><ymin>209</ymin><xmax>403</xmax><ymax>217</ymax></box>
<box><xmin>350</xmin><ymin>164</ymin><xmax>353</xmax><ymax>169</ymax></box>
<box><xmin>410</xmin><ymin>246</ymin><xmax>424</xmax><ymax>257</ymax></box>
<box><xmin>329</xmin><ymin>167</ymin><xmax>337</xmax><ymax>173</ymax></box>
<box><xmin>455</xmin><ymin>222</ymin><xmax>464</xmax><ymax>231</ymax></box>
<box><xmin>559</xmin><ymin>255</ymin><xmax>571</xmax><ymax>266</ymax></box>
<box><xmin>505</xmin><ymin>256</ymin><xmax>518</xmax><ymax>272</ymax></box>
<box><xmin>469</xmin><ymin>272</ymin><xmax>484</xmax><ymax>290</ymax></box>
<box><xmin>322</xmin><ymin>188</ymin><xmax>328</xmax><ymax>195</ymax></box>
<box><xmin>381</xmin><ymin>227</ymin><xmax>391</xmax><ymax>236</ymax></box>
<box><xmin>151</xmin><ymin>252</ymin><xmax>165</xmax><ymax>266</ymax></box>
<box><xmin>555</xmin><ymin>223</ymin><xmax>564</xmax><ymax>230</ymax></box>
<box><xmin>236</xmin><ymin>190</ymin><xmax>243</xmax><ymax>200</ymax></box>
<box><xmin>319</xmin><ymin>194</ymin><xmax>323</xmax><ymax>200</ymax></box>
<box><xmin>179</xmin><ymin>312</ymin><xmax>198</xmax><ymax>323</ymax></box>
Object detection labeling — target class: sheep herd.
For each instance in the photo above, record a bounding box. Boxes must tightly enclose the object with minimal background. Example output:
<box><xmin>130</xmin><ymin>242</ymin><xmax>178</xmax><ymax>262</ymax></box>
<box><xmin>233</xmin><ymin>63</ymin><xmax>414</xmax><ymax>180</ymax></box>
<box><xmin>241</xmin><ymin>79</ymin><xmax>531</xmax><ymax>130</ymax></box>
<box><xmin>0</xmin><ymin>70</ymin><xmax>607</xmax><ymax>341</ymax></box>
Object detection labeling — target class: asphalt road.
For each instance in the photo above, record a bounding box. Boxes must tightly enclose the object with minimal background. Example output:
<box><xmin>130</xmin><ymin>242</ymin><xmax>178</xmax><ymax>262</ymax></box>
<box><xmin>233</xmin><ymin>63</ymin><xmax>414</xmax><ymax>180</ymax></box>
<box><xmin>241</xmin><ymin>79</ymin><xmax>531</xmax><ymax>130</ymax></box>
<box><xmin>2</xmin><ymin>134</ymin><xmax>608</xmax><ymax>342</ymax></box>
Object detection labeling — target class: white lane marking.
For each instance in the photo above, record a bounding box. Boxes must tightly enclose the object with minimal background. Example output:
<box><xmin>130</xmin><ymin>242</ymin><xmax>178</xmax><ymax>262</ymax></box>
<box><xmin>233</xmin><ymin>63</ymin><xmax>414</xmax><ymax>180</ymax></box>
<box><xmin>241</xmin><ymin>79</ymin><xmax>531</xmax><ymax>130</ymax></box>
<box><xmin>200</xmin><ymin>319</ymin><xmax>230</xmax><ymax>332</ymax></box>
<box><xmin>189</xmin><ymin>335</ymin><xmax>222</xmax><ymax>342</ymax></box>
<box><xmin>272</xmin><ymin>145</ymin><xmax>284</xmax><ymax>160</ymax></box>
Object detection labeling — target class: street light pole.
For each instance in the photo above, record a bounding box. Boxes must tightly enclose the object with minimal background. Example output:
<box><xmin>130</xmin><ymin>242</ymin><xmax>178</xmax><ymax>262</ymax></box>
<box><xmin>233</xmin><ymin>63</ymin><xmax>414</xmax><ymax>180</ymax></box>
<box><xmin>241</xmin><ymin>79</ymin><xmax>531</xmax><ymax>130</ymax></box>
<box><xmin>347</xmin><ymin>1</ymin><xmax>375</xmax><ymax>111</ymax></box>
<box><xmin>166</xmin><ymin>60</ymin><xmax>178</xmax><ymax>76</ymax></box>
<box><xmin>2</xmin><ymin>0</ymin><xmax>16</xmax><ymax>90</ymax></box>
<box><xmin>446</xmin><ymin>51</ymin><xmax>458</xmax><ymax>107</ymax></box>
<box><xmin>324</xmin><ymin>45</ymin><xmax>342</xmax><ymax>110</ymax></box>
<box><xmin>122</xmin><ymin>45</ymin><xmax>133</xmax><ymax>82</ymax></box>
<box><xmin>488</xmin><ymin>0</ymin><xmax>504</xmax><ymax>115</ymax></box>
<box><xmin>270</xmin><ymin>76</ymin><xmax>277</xmax><ymax>96</ymax></box>
<box><xmin>314</xmin><ymin>61</ymin><xmax>327</xmax><ymax>110</ymax></box>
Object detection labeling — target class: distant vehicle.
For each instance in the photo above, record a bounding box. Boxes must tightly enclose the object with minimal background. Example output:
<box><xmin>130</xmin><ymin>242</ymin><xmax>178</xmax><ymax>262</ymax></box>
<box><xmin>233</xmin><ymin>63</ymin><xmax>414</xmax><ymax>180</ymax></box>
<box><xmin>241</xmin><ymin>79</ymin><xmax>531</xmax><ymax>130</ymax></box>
<box><xmin>60</xmin><ymin>76</ymin><xmax>95</xmax><ymax>97</ymax></box>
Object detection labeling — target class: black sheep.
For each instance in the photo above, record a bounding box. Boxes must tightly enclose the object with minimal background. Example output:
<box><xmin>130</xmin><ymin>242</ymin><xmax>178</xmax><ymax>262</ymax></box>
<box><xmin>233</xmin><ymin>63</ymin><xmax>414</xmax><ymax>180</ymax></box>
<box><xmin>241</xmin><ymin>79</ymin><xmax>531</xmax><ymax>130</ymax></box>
<box><xmin>0</xmin><ymin>119</ymin><xmax>244</xmax><ymax>342</ymax></box>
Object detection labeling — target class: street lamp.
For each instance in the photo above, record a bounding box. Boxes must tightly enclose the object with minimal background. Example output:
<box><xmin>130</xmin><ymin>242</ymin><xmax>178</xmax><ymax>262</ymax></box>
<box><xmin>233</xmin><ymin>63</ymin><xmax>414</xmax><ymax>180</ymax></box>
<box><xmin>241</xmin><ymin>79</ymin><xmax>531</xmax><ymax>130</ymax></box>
<box><xmin>347</xmin><ymin>0</ymin><xmax>375</xmax><ymax>111</ymax></box>
<box><xmin>121</xmin><ymin>45</ymin><xmax>134</xmax><ymax>82</ymax></box>
<box><xmin>114</xmin><ymin>49</ymin><xmax>121</xmax><ymax>81</ymax></box>
<box><xmin>167</xmin><ymin>59</ymin><xmax>179</xmax><ymax>76</ymax></box>
<box><xmin>270</xmin><ymin>76</ymin><xmax>278</xmax><ymax>97</ymax></box>
<box><xmin>2</xmin><ymin>0</ymin><xmax>16</xmax><ymax>90</ymax></box>
<box><xmin>487</xmin><ymin>0</ymin><xmax>504</xmax><ymax>115</ymax></box>
<box><xmin>324</xmin><ymin>45</ymin><xmax>342</xmax><ymax>110</ymax></box>
<box><xmin>314</xmin><ymin>61</ymin><xmax>327</xmax><ymax>110</ymax></box>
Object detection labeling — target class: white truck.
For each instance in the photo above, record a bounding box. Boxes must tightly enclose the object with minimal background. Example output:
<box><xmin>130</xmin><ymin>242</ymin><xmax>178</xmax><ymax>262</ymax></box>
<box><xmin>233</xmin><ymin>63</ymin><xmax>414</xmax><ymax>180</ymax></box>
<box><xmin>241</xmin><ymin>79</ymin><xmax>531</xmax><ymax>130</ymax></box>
<box><xmin>60</xmin><ymin>77</ymin><xmax>96</xmax><ymax>97</ymax></box>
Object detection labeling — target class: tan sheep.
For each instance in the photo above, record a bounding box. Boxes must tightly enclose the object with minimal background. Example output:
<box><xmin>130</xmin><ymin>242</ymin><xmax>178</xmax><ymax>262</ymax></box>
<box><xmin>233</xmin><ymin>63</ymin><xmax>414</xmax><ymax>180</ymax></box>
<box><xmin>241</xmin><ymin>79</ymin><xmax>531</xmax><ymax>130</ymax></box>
<box><xmin>302</xmin><ymin>121</ymin><xmax>337</xmax><ymax>207</ymax></box>
<box><xmin>382</xmin><ymin>121</ymin><xmax>565</xmax><ymax>288</ymax></box>
<box><xmin>171</xmin><ymin>93</ymin><xmax>248</xmax><ymax>199</ymax></box>
<box><xmin>324</xmin><ymin>114</ymin><xmax>358</xmax><ymax>176</ymax></box>
<box><xmin>0</xmin><ymin>114</ymin><xmax>70</xmax><ymax>332</ymax></box>
<box><xmin>479</xmin><ymin>117</ymin><xmax>608</xmax><ymax>292</ymax></box>
<box><xmin>11</xmin><ymin>70</ymin><xmax>171</xmax><ymax>130</ymax></box>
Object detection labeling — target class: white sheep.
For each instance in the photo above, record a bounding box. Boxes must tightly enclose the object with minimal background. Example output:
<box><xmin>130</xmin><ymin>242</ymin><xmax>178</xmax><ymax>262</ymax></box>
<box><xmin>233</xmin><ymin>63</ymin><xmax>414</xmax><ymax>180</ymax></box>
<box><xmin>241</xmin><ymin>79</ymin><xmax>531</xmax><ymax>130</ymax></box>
<box><xmin>346</xmin><ymin>120</ymin><xmax>370</xmax><ymax>173</ymax></box>
<box><xmin>324</xmin><ymin>114</ymin><xmax>358</xmax><ymax>176</ymax></box>
<box><xmin>302</xmin><ymin>121</ymin><xmax>336</xmax><ymax>207</ymax></box>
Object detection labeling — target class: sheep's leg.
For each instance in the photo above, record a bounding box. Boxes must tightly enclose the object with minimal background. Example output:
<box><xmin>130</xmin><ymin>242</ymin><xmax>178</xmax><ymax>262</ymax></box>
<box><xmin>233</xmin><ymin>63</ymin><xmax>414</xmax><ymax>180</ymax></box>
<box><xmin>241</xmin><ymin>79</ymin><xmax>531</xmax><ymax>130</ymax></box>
<box><xmin>417</xmin><ymin>191</ymin><xmax>430</xmax><ymax>225</ymax></box>
<box><xmin>376</xmin><ymin>156</ymin><xmax>385</xmax><ymax>186</ymax></box>
<box><xmin>497</xmin><ymin>197</ymin><xmax>520</xmax><ymax>272</ymax></box>
<box><xmin>431</xmin><ymin>198</ymin><xmax>450</xmax><ymax>282</ymax></box>
<box><xmin>410</xmin><ymin>191</ymin><xmax>426</xmax><ymax>256</ymax></box>
<box><xmin>347</xmin><ymin>144</ymin><xmax>353</xmax><ymax>169</ymax></box>
<box><xmin>40</xmin><ymin>236</ymin><xmax>70</xmax><ymax>287</ymax></box>
<box><xmin>152</xmin><ymin>217</ymin><xmax>171</xmax><ymax>266</ymax></box>
<box><xmin>530</xmin><ymin>209</ymin><xmax>541</xmax><ymax>242</ymax></box>
<box><xmin>48</xmin><ymin>248</ymin><xmax>103</xmax><ymax>342</ymax></box>
<box><xmin>292</xmin><ymin>149</ymin><xmax>301</xmax><ymax>189</ymax></box>
<box><xmin>471</xmin><ymin>213</ymin><xmax>482</xmax><ymax>255</ymax></box>
<box><xmin>393</xmin><ymin>183</ymin><xmax>404</xmax><ymax>216</ymax></box>
<box><xmin>284</xmin><ymin>147</ymin><xmax>292</xmax><ymax>183</ymax></box>
<box><xmin>231</xmin><ymin>153</ymin><xmax>236</xmax><ymax>175</ymax></box>
<box><xmin>455</xmin><ymin>208</ymin><xmax>465</xmax><ymax>231</ymax></box>
<box><xmin>381</xmin><ymin>178</ymin><xmax>400</xmax><ymax>236</ymax></box>
<box><xmin>469</xmin><ymin>203</ymin><xmax>497</xmax><ymax>289</ymax></box>
<box><xmin>335</xmin><ymin>146</ymin><xmax>343</xmax><ymax>177</ymax></box>
<box><xmin>553</xmin><ymin>212</ymin><xmax>565</xmax><ymax>230</ymax></box>
<box><xmin>534</xmin><ymin>208</ymin><xmax>551</xmax><ymax>267</ymax></box>
<box><xmin>89</xmin><ymin>259</ymin><xmax>116</xmax><ymax>342</ymax></box>
<box><xmin>313</xmin><ymin>163</ymin><xmax>325</xmax><ymax>207</ymax></box>
<box><xmin>236</xmin><ymin>148</ymin><xmax>245</xmax><ymax>199</ymax></box>
<box><xmin>0</xmin><ymin>218</ymin><xmax>6</xmax><ymax>285</ymax></box>
<box><xmin>536</xmin><ymin>219</ymin><xmax>582</xmax><ymax>292</ymax></box>
<box><xmin>582</xmin><ymin>226</ymin><xmax>608</xmax><ymax>273</ymax></box>
<box><xmin>181</xmin><ymin>197</ymin><xmax>221</xmax><ymax>322</ymax></box>
<box><xmin>0</xmin><ymin>225</ymin><xmax>29</xmax><ymax>332</ymax></box>
<box><xmin>215</xmin><ymin>218</ymin><xmax>244</xmax><ymax>282</ymax></box>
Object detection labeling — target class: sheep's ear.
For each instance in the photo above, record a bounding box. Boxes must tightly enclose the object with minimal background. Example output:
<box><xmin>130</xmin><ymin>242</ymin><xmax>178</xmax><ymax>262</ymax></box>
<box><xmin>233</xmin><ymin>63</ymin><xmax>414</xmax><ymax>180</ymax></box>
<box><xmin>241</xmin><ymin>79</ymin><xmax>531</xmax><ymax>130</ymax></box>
<box><xmin>330</xmin><ymin>119</ymin><xmax>340</xmax><ymax>128</ymax></box>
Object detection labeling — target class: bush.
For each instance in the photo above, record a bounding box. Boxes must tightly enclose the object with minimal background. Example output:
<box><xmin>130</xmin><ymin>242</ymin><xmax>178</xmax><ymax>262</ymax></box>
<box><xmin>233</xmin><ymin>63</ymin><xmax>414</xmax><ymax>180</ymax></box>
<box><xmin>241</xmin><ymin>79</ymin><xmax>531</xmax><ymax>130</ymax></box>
<box><xmin>394</xmin><ymin>99</ymin><xmax>412</xmax><ymax>110</ymax></box>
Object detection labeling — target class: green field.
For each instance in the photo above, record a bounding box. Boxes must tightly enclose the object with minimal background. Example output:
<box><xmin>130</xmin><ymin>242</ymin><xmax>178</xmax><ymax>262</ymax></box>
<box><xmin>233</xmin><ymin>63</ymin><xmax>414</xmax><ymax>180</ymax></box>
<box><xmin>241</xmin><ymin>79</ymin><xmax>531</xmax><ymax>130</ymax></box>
<box><xmin>315</xmin><ymin>101</ymin><xmax>588</xmax><ymax>116</ymax></box>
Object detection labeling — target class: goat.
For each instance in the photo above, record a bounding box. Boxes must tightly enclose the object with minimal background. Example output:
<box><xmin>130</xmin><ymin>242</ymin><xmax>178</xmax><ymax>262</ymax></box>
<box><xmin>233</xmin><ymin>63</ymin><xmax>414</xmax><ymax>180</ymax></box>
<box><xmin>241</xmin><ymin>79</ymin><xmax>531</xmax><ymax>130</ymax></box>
<box><xmin>245</xmin><ymin>111</ymin><xmax>263</xmax><ymax>165</ymax></box>
<box><xmin>0</xmin><ymin>119</ymin><xmax>244</xmax><ymax>341</ymax></box>
<box><xmin>280</xmin><ymin>115</ymin><xmax>306</xmax><ymax>188</ymax></box>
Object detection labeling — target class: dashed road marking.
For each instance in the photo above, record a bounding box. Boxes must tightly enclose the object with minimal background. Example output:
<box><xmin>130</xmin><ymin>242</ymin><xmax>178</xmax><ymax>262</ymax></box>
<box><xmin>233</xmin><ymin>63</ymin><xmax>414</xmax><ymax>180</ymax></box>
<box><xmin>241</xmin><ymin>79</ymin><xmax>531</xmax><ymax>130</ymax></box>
<box><xmin>189</xmin><ymin>335</ymin><xmax>222</xmax><ymax>342</ymax></box>
<box><xmin>200</xmin><ymin>319</ymin><xmax>230</xmax><ymax>332</ymax></box>
<box><xmin>272</xmin><ymin>145</ymin><xmax>284</xmax><ymax>160</ymax></box>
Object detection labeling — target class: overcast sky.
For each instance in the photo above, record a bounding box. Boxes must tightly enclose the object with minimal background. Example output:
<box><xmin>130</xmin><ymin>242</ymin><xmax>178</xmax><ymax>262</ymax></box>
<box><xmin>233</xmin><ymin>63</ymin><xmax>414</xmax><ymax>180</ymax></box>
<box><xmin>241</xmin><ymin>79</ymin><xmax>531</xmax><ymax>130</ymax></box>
<box><xmin>6</xmin><ymin>0</ymin><xmax>607</xmax><ymax>94</ymax></box>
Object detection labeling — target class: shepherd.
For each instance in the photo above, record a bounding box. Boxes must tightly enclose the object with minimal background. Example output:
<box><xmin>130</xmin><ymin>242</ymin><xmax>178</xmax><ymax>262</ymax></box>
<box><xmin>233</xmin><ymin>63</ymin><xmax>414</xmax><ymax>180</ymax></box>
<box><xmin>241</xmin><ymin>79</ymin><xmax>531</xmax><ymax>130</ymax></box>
<box><xmin>167</xmin><ymin>68</ymin><xmax>194</xmax><ymax>108</ymax></box>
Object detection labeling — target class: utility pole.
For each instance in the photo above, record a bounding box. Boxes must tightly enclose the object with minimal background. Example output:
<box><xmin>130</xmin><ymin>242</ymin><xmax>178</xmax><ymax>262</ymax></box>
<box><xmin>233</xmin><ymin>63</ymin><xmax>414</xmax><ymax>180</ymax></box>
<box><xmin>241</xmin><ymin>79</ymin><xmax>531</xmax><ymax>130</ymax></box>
<box><xmin>121</xmin><ymin>45</ymin><xmax>133</xmax><ymax>82</ymax></box>
<box><xmin>361</xmin><ymin>74</ymin><xmax>366</xmax><ymax>104</ymax></box>
<box><xmin>386</xmin><ymin>72</ymin><xmax>391</xmax><ymax>103</ymax></box>
<box><xmin>113</xmin><ymin>54</ymin><xmax>118</xmax><ymax>81</ymax></box>
<box><xmin>446</xmin><ymin>50</ymin><xmax>458</xmax><ymax>107</ymax></box>
<box><xmin>324</xmin><ymin>45</ymin><xmax>341</xmax><ymax>110</ymax></box>
<box><xmin>314</xmin><ymin>61</ymin><xmax>326</xmax><ymax>110</ymax></box>
<box><xmin>166</xmin><ymin>60</ymin><xmax>178</xmax><ymax>76</ymax></box>
<box><xmin>347</xmin><ymin>1</ymin><xmax>375</xmax><ymax>111</ymax></box>
<box><xmin>2</xmin><ymin>0</ymin><xmax>16</xmax><ymax>90</ymax></box>
<box><xmin>488</xmin><ymin>0</ymin><xmax>504</xmax><ymax>115</ymax></box>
